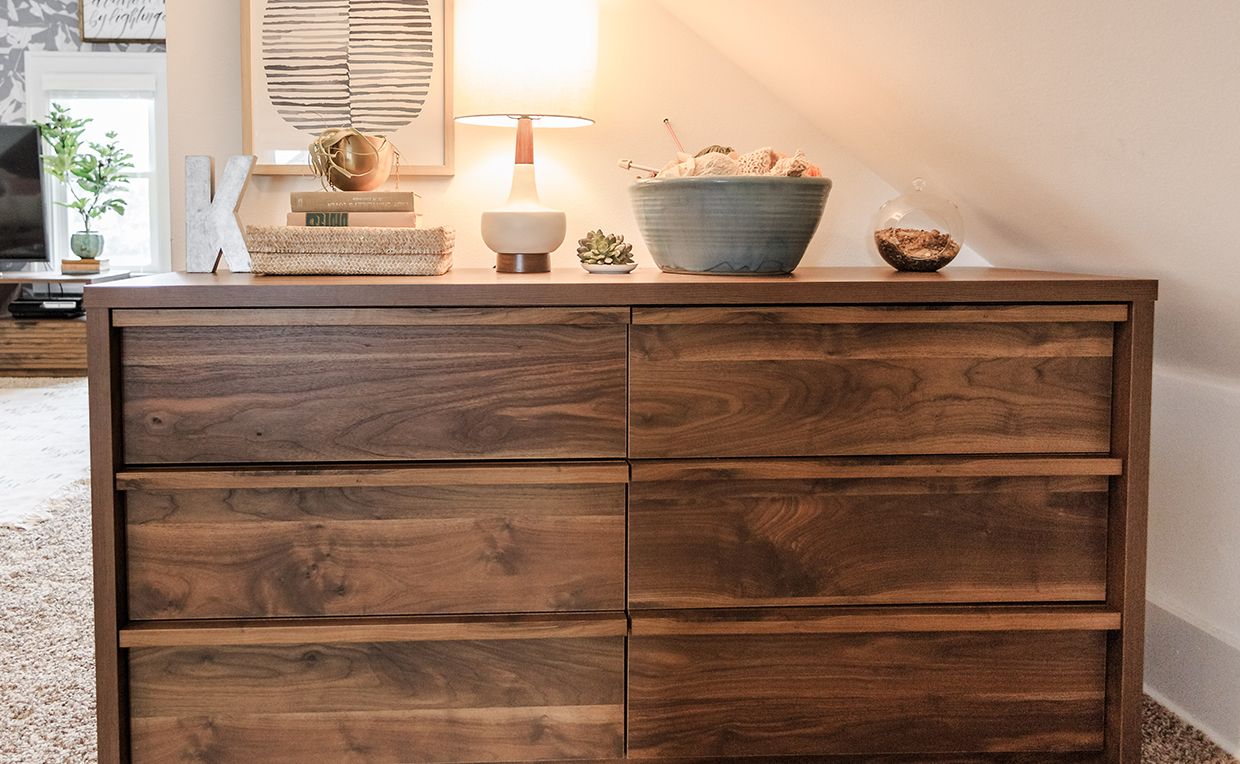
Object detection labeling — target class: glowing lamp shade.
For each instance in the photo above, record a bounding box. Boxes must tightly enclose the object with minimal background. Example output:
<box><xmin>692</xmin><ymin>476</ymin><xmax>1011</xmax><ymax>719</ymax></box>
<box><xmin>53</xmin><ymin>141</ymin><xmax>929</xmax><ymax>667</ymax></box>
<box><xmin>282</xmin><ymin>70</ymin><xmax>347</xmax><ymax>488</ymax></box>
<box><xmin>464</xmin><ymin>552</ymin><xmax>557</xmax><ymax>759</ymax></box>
<box><xmin>455</xmin><ymin>0</ymin><xmax>597</xmax><ymax>128</ymax></box>
<box><xmin>455</xmin><ymin>0</ymin><xmax>598</xmax><ymax>272</ymax></box>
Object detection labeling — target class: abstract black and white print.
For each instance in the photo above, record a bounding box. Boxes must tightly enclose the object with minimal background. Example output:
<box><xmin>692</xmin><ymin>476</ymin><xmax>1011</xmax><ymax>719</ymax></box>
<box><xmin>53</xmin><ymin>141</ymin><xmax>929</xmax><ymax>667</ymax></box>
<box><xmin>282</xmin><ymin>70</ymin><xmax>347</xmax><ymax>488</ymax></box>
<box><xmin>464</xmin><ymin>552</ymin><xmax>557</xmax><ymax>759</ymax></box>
<box><xmin>0</xmin><ymin>0</ymin><xmax>163</xmax><ymax>124</ymax></box>
<box><xmin>261</xmin><ymin>0</ymin><xmax>433</xmax><ymax>135</ymax></box>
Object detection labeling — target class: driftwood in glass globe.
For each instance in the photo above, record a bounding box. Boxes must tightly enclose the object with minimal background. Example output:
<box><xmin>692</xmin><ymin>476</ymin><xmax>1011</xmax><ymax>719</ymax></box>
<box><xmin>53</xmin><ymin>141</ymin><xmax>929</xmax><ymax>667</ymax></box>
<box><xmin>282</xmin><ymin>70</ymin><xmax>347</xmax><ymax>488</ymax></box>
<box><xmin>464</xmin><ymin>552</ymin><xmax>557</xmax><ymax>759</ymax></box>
<box><xmin>872</xmin><ymin>178</ymin><xmax>965</xmax><ymax>272</ymax></box>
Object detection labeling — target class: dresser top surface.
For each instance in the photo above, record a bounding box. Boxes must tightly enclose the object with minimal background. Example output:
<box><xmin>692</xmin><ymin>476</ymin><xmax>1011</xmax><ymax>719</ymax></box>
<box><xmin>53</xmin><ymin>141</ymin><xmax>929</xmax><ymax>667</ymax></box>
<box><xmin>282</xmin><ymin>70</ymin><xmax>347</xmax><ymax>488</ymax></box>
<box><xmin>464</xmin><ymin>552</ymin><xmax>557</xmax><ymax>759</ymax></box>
<box><xmin>83</xmin><ymin>266</ymin><xmax>1158</xmax><ymax>310</ymax></box>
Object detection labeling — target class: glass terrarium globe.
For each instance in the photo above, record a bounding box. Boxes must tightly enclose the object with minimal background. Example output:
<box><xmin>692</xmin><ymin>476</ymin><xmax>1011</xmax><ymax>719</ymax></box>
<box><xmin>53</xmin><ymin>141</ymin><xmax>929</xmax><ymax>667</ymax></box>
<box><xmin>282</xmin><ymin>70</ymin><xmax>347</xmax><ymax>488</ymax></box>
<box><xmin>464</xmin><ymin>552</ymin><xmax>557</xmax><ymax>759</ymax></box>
<box><xmin>870</xmin><ymin>178</ymin><xmax>965</xmax><ymax>272</ymax></box>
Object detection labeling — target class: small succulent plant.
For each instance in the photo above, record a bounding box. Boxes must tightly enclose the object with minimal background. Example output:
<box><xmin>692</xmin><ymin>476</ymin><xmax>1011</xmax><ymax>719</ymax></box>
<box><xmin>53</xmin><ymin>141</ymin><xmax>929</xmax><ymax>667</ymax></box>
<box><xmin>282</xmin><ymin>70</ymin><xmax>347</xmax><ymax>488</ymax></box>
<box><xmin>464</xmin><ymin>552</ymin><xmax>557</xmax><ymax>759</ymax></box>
<box><xmin>576</xmin><ymin>229</ymin><xmax>634</xmax><ymax>265</ymax></box>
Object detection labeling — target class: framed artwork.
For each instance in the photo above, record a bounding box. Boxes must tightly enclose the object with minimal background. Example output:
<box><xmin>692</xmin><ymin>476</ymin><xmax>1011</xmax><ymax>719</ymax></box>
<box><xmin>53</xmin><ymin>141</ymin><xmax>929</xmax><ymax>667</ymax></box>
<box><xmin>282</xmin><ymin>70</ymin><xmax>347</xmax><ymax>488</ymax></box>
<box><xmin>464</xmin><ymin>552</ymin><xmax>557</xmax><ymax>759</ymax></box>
<box><xmin>79</xmin><ymin>0</ymin><xmax>166</xmax><ymax>43</ymax></box>
<box><xmin>242</xmin><ymin>0</ymin><xmax>454</xmax><ymax>177</ymax></box>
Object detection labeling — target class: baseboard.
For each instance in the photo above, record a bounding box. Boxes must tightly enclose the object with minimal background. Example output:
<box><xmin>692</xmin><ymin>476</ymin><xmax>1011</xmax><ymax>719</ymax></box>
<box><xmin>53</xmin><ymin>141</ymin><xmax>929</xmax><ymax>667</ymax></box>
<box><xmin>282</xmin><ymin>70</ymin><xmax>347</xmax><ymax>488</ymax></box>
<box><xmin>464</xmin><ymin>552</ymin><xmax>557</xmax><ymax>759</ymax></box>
<box><xmin>1144</xmin><ymin>599</ymin><xmax>1240</xmax><ymax>755</ymax></box>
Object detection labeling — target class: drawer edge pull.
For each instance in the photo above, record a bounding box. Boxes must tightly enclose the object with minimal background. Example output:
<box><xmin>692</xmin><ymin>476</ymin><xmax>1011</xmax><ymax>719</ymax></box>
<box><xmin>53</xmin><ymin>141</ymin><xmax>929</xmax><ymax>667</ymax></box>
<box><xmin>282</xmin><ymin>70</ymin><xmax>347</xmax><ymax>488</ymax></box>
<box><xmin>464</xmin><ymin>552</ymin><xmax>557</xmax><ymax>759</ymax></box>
<box><xmin>120</xmin><ymin>614</ymin><xmax>629</xmax><ymax>648</ymax></box>
<box><xmin>630</xmin><ymin>611</ymin><xmax>1122</xmax><ymax>637</ymax></box>
<box><xmin>630</xmin><ymin>457</ymin><xmax>1123</xmax><ymax>482</ymax></box>
<box><xmin>117</xmin><ymin>461</ymin><xmax>631</xmax><ymax>490</ymax></box>
<box><xmin>632</xmin><ymin>304</ymin><xmax>1130</xmax><ymax>325</ymax></box>
<box><xmin>113</xmin><ymin>307</ymin><xmax>631</xmax><ymax>327</ymax></box>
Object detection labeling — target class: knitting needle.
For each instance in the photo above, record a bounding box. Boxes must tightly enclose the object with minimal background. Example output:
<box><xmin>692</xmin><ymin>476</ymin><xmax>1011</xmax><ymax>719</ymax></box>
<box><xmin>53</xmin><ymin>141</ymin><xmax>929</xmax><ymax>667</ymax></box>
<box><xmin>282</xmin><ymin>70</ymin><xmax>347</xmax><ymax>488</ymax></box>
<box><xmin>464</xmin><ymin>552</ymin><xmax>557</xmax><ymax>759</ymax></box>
<box><xmin>617</xmin><ymin>159</ymin><xmax>662</xmax><ymax>173</ymax></box>
<box><xmin>663</xmin><ymin>119</ymin><xmax>685</xmax><ymax>153</ymax></box>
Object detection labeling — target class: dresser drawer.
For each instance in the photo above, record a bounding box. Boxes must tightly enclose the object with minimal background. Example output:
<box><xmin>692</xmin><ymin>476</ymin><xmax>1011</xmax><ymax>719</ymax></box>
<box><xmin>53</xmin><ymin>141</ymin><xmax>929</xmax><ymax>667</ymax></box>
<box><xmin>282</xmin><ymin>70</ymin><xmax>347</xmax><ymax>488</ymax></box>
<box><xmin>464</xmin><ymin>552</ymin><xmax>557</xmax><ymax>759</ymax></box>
<box><xmin>126</xmin><ymin>615</ymin><xmax>626</xmax><ymax>764</ymax></box>
<box><xmin>629</xmin><ymin>458</ymin><xmax>1116</xmax><ymax>609</ymax></box>
<box><xmin>122</xmin><ymin>463</ymin><xmax>627</xmax><ymax>620</ymax></box>
<box><xmin>627</xmin><ymin>610</ymin><xmax>1110</xmax><ymax>758</ymax></box>
<box><xmin>117</xmin><ymin>307</ymin><xmax>628</xmax><ymax>464</ymax></box>
<box><xmin>630</xmin><ymin>305</ymin><xmax>1121</xmax><ymax>458</ymax></box>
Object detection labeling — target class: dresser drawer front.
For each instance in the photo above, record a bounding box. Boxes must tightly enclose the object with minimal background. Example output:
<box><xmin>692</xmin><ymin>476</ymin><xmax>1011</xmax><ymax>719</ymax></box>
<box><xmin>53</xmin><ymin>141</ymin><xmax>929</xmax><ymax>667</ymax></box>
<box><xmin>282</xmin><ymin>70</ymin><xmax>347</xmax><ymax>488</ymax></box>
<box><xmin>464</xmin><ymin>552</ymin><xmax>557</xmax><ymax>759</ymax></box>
<box><xmin>630</xmin><ymin>306</ymin><xmax>1118</xmax><ymax>458</ymax></box>
<box><xmin>124</xmin><ymin>466</ymin><xmax>627</xmax><ymax>620</ymax></box>
<box><xmin>129</xmin><ymin>632</ymin><xmax>625</xmax><ymax>764</ymax></box>
<box><xmin>120</xmin><ymin>315</ymin><xmax>627</xmax><ymax>464</ymax></box>
<box><xmin>628</xmin><ymin>627</ymin><xmax>1106</xmax><ymax>758</ymax></box>
<box><xmin>629</xmin><ymin>461</ymin><xmax>1111</xmax><ymax>608</ymax></box>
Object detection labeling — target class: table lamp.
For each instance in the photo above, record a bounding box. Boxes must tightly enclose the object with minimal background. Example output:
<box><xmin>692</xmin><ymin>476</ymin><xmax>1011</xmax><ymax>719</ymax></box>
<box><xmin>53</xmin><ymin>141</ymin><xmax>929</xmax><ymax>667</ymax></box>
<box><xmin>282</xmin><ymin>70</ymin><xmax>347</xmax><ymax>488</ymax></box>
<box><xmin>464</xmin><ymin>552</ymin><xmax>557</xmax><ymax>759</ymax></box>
<box><xmin>455</xmin><ymin>0</ymin><xmax>598</xmax><ymax>273</ymax></box>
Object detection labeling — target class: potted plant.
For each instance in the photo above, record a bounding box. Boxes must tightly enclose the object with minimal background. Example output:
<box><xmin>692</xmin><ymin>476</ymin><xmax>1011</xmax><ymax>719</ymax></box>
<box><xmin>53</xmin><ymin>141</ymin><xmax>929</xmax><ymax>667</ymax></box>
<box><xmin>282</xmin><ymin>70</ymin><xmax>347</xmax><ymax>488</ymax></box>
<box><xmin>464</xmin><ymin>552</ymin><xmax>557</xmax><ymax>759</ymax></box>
<box><xmin>31</xmin><ymin>103</ymin><xmax>134</xmax><ymax>265</ymax></box>
<box><xmin>576</xmin><ymin>229</ymin><xmax>636</xmax><ymax>273</ymax></box>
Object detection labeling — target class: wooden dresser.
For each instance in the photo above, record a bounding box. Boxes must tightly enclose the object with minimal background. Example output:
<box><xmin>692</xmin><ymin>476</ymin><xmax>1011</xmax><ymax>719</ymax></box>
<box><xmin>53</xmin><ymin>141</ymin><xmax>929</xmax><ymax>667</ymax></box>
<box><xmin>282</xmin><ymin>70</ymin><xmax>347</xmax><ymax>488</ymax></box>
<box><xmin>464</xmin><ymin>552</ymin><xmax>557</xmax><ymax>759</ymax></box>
<box><xmin>86</xmin><ymin>267</ymin><xmax>1156</xmax><ymax>764</ymax></box>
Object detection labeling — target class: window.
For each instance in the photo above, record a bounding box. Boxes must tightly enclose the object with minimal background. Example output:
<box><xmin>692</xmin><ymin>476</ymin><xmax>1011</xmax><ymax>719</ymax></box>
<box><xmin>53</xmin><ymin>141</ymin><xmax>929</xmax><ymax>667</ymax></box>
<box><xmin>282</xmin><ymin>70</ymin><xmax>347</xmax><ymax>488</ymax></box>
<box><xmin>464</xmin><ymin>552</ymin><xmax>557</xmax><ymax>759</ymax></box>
<box><xmin>24</xmin><ymin>52</ymin><xmax>169</xmax><ymax>273</ymax></box>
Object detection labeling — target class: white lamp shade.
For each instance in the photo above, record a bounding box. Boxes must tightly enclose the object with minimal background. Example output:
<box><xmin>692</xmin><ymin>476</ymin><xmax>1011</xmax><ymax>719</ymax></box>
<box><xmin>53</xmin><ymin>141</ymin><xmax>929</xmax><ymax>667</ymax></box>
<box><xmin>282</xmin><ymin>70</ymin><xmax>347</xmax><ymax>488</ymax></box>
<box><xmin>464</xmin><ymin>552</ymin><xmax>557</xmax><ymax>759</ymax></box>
<box><xmin>455</xmin><ymin>0</ymin><xmax>598</xmax><ymax>126</ymax></box>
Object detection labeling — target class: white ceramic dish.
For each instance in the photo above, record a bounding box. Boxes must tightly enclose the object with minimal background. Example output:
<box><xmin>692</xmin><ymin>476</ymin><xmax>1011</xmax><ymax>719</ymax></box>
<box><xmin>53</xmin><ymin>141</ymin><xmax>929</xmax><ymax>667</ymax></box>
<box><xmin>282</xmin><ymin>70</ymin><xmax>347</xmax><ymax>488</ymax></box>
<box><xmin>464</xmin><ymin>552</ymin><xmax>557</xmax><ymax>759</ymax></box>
<box><xmin>581</xmin><ymin>262</ymin><xmax>637</xmax><ymax>273</ymax></box>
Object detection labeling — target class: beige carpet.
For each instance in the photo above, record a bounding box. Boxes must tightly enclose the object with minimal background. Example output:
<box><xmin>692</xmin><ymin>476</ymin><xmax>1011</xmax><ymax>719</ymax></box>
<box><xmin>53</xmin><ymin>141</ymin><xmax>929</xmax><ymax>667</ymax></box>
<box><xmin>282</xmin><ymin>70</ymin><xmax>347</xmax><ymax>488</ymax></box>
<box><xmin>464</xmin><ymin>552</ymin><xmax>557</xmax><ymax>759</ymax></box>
<box><xmin>0</xmin><ymin>380</ymin><xmax>1235</xmax><ymax>763</ymax></box>
<box><xmin>0</xmin><ymin>479</ymin><xmax>95</xmax><ymax>764</ymax></box>
<box><xmin>1145</xmin><ymin>696</ymin><xmax>1239</xmax><ymax>764</ymax></box>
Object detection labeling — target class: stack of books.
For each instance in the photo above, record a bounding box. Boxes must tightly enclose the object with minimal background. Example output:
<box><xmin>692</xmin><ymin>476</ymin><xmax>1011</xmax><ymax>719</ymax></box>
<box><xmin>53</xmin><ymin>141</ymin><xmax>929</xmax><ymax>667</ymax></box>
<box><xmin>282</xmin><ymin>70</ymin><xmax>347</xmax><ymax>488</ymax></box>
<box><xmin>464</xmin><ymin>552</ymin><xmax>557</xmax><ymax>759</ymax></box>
<box><xmin>61</xmin><ymin>257</ymin><xmax>108</xmax><ymax>274</ymax></box>
<box><xmin>244</xmin><ymin>189</ymin><xmax>453</xmax><ymax>276</ymax></box>
<box><xmin>287</xmin><ymin>190</ymin><xmax>421</xmax><ymax>227</ymax></box>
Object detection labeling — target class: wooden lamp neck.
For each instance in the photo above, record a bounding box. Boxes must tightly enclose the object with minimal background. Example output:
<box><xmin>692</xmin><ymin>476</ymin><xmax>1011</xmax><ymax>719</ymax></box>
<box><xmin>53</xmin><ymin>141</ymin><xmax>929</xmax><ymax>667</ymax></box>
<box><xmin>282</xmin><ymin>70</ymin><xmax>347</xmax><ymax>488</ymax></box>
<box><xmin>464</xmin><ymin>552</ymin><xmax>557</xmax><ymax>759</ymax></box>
<box><xmin>515</xmin><ymin>116</ymin><xmax>535</xmax><ymax>165</ymax></box>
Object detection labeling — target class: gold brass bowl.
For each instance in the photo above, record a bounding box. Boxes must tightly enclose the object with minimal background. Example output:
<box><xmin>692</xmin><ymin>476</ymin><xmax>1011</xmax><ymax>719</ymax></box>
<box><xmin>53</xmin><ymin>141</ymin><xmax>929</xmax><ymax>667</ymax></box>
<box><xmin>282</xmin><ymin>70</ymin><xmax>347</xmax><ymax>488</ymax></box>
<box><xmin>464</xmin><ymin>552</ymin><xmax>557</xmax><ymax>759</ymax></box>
<box><xmin>309</xmin><ymin>129</ymin><xmax>397</xmax><ymax>192</ymax></box>
<box><xmin>326</xmin><ymin>133</ymin><xmax>395</xmax><ymax>191</ymax></box>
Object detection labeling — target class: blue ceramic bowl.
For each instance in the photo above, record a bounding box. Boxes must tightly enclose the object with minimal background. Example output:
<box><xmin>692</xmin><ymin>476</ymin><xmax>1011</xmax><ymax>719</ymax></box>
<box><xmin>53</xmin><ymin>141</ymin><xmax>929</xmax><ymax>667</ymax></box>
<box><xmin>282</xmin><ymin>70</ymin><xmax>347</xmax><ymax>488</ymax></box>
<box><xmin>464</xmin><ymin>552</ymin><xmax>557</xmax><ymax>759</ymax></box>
<box><xmin>630</xmin><ymin>175</ymin><xmax>832</xmax><ymax>275</ymax></box>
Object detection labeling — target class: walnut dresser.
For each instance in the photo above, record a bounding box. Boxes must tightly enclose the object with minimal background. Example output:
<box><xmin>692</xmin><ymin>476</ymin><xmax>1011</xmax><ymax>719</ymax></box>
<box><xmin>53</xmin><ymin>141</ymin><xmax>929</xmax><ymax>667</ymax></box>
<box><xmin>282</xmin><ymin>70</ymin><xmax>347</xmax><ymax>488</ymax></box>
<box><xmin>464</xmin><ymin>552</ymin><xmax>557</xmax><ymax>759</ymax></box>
<box><xmin>85</xmin><ymin>267</ymin><xmax>1156</xmax><ymax>764</ymax></box>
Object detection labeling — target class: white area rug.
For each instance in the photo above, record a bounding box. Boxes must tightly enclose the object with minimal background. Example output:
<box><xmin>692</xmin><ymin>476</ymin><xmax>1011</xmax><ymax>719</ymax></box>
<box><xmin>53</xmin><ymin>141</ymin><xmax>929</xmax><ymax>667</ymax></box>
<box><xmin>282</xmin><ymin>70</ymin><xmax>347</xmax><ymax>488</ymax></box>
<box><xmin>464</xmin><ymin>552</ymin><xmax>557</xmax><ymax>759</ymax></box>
<box><xmin>0</xmin><ymin>378</ymin><xmax>90</xmax><ymax>528</ymax></box>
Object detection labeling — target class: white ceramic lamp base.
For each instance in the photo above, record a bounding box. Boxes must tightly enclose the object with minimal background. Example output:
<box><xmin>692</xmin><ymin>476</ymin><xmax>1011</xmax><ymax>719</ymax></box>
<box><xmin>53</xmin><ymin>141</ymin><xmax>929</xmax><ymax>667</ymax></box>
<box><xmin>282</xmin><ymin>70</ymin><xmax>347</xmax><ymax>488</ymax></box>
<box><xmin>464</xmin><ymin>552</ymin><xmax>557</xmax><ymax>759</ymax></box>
<box><xmin>481</xmin><ymin>206</ymin><xmax>566</xmax><ymax>273</ymax></box>
<box><xmin>482</xmin><ymin>142</ymin><xmax>566</xmax><ymax>273</ymax></box>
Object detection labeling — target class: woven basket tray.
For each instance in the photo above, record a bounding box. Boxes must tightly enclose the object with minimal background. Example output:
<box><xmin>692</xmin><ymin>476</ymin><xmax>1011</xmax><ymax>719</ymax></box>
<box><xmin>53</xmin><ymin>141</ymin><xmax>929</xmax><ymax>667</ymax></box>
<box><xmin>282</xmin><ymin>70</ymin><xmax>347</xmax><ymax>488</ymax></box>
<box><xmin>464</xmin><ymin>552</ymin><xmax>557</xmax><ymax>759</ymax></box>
<box><xmin>246</xmin><ymin>225</ymin><xmax>454</xmax><ymax>275</ymax></box>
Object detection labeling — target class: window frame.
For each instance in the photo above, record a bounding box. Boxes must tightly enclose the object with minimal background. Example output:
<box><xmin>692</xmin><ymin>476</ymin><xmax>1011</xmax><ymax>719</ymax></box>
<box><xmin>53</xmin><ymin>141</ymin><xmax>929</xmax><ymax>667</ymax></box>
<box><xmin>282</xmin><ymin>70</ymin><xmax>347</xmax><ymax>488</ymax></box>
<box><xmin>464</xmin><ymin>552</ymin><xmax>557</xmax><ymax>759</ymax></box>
<box><xmin>24</xmin><ymin>51</ymin><xmax>170</xmax><ymax>273</ymax></box>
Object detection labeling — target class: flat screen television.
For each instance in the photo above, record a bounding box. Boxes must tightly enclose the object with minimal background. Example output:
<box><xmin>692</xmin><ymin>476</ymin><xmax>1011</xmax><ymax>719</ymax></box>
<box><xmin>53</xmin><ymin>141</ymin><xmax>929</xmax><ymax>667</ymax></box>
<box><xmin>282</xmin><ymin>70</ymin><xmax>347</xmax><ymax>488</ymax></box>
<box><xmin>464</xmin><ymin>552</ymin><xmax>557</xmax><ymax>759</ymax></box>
<box><xmin>0</xmin><ymin>125</ymin><xmax>51</xmax><ymax>270</ymax></box>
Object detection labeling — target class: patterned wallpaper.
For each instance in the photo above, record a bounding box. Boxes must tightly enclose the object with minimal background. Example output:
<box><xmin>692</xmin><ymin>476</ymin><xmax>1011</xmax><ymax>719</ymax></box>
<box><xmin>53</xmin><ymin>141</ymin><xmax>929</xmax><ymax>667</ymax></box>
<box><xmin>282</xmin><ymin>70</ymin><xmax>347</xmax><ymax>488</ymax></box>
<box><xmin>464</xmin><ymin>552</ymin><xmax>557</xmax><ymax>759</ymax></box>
<box><xmin>0</xmin><ymin>0</ymin><xmax>165</xmax><ymax>124</ymax></box>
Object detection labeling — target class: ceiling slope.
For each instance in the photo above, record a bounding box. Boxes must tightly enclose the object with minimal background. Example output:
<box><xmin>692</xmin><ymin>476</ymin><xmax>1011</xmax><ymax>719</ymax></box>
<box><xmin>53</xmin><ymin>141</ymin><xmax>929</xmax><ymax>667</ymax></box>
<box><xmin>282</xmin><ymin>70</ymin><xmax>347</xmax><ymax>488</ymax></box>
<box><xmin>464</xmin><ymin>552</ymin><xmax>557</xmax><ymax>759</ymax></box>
<box><xmin>654</xmin><ymin>0</ymin><xmax>1240</xmax><ymax>381</ymax></box>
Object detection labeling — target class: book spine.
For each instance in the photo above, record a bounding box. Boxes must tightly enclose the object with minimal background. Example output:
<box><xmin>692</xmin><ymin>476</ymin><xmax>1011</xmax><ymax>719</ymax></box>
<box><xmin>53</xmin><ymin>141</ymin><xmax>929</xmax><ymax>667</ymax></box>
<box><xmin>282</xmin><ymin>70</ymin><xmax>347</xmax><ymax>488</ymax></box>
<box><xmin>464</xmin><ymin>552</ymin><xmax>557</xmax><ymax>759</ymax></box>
<box><xmin>303</xmin><ymin>212</ymin><xmax>349</xmax><ymax>227</ymax></box>
<box><xmin>287</xmin><ymin>212</ymin><xmax>421</xmax><ymax>227</ymax></box>
<box><xmin>289</xmin><ymin>192</ymin><xmax>418</xmax><ymax>212</ymax></box>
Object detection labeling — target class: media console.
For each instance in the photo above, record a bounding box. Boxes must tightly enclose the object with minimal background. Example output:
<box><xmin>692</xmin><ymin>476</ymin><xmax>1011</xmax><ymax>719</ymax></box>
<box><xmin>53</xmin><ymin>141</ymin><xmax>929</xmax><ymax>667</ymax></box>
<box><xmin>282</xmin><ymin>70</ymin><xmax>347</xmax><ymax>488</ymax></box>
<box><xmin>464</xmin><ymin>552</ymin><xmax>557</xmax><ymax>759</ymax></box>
<box><xmin>0</xmin><ymin>270</ymin><xmax>129</xmax><ymax>375</ymax></box>
<box><xmin>86</xmin><ymin>267</ymin><xmax>1156</xmax><ymax>764</ymax></box>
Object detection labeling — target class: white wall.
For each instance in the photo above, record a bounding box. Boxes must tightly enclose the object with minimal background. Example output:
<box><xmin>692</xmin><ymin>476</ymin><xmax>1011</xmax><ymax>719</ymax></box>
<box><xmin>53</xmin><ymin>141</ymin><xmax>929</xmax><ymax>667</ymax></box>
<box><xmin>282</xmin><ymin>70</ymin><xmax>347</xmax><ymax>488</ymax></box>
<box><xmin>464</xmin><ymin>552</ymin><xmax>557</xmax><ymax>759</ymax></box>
<box><xmin>656</xmin><ymin>0</ymin><xmax>1240</xmax><ymax>381</ymax></box>
<box><xmin>166</xmin><ymin>0</ymin><xmax>991</xmax><ymax>274</ymax></box>
<box><xmin>1149</xmin><ymin>369</ymin><xmax>1240</xmax><ymax>640</ymax></box>
<box><xmin>164</xmin><ymin>2</ymin><xmax>242</xmax><ymax>272</ymax></box>
<box><xmin>1147</xmin><ymin>364</ymin><xmax>1240</xmax><ymax>749</ymax></box>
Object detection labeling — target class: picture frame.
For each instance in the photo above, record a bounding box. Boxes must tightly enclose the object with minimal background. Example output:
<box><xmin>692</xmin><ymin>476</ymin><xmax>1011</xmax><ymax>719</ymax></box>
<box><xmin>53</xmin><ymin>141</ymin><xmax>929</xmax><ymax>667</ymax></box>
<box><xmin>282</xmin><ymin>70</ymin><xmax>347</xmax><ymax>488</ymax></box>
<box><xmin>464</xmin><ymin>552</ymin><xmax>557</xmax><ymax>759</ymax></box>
<box><xmin>79</xmin><ymin>0</ymin><xmax>166</xmax><ymax>43</ymax></box>
<box><xmin>242</xmin><ymin>0</ymin><xmax>454</xmax><ymax>177</ymax></box>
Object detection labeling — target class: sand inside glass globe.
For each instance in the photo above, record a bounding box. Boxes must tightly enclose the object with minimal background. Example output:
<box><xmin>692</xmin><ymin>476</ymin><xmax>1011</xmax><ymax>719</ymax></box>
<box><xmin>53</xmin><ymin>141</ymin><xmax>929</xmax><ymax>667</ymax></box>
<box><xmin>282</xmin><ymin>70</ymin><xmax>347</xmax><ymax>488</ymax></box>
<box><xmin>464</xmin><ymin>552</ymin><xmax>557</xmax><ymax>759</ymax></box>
<box><xmin>871</xmin><ymin>178</ymin><xmax>964</xmax><ymax>272</ymax></box>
